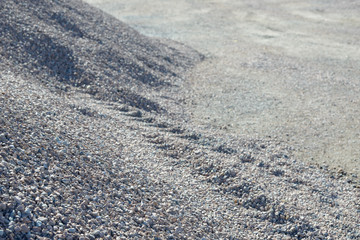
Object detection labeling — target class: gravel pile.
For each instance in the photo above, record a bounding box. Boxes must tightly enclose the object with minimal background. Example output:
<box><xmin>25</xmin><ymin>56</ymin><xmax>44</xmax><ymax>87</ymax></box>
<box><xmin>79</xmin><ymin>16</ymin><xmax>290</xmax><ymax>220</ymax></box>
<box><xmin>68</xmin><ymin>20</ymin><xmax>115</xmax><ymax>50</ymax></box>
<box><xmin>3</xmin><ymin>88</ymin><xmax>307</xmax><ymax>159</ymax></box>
<box><xmin>0</xmin><ymin>0</ymin><xmax>359</xmax><ymax>239</ymax></box>
<box><xmin>0</xmin><ymin>0</ymin><xmax>202</xmax><ymax>114</ymax></box>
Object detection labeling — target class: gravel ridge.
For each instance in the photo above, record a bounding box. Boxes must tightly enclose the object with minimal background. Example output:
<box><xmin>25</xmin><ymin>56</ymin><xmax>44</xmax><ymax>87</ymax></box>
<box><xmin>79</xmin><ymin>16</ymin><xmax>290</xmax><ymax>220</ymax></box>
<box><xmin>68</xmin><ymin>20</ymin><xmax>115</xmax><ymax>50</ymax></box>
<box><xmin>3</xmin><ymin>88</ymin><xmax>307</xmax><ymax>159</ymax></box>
<box><xmin>0</xmin><ymin>0</ymin><xmax>359</xmax><ymax>239</ymax></box>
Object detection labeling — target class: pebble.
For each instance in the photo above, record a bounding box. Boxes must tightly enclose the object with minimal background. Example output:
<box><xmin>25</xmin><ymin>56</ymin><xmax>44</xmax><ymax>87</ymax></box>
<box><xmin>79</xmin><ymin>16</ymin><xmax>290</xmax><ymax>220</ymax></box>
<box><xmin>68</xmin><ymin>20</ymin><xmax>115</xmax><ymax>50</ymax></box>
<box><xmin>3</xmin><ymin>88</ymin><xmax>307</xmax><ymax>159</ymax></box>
<box><xmin>0</xmin><ymin>203</ymin><xmax>6</xmax><ymax>211</ymax></box>
<box><xmin>20</xmin><ymin>224</ymin><xmax>29</xmax><ymax>233</ymax></box>
<box><xmin>14</xmin><ymin>196</ymin><xmax>22</xmax><ymax>204</ymax></box>
<box><xmin>17</xmin><ymin>204</ymin><xmax>25</xmax><ymax>212</ymax></box>
<box><xmin>14</xmin><ymin>225</ymin><xmax>21</xmax><ymax>233</ymax></box>
<box><xmin>36</xmin><ymin>220</ymin><xmax>43</xmax><ymax>227</ymax></box>
<box><xmin>0</xmin><ymin>133</ymin><xmax>7</xmax><ymax>143</ymax></box>
<box><xmin>24</xmin><ymin>207</ymin><xmax>32</xmax><ymax>215</ymax></box>
<box><xmin>92</xmin><ymin>229</ymin><xmax>104</xmax><ymax>238</ymax></box>
<box><xmin>38</xmin><ymin>217</ymin><xmax>48</xmax><ymax>222</ymax></box>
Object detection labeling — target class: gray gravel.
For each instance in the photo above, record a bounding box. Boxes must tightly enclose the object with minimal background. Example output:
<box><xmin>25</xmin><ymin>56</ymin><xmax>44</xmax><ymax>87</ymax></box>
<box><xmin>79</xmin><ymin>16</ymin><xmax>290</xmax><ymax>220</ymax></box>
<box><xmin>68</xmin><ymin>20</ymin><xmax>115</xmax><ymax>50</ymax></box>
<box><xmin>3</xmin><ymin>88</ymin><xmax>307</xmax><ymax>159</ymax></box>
<box><xmin>0</xmin><ymin>0</ymin><xmax>360</xmax><ymax>239</ymax></box>
<box><xmin>86</xmin><ymin>0</ymin><xmax>360</xmax><ymax>179</ymax></box>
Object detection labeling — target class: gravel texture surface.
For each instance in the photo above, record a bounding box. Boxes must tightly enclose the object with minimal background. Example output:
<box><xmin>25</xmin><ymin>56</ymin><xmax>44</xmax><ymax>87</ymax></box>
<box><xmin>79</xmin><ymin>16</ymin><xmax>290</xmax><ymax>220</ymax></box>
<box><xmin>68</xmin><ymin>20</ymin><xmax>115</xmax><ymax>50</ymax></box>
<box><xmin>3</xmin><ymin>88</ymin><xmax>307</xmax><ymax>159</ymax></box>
<box><xmin>86</xmin><ymin>0</ymin><xmax>360</xmax><ymax>180</ymax></box>
<box><xmin>1</xmin><ymin>0</ymin><xmax>360</xmax><ymax>239</ymax></box>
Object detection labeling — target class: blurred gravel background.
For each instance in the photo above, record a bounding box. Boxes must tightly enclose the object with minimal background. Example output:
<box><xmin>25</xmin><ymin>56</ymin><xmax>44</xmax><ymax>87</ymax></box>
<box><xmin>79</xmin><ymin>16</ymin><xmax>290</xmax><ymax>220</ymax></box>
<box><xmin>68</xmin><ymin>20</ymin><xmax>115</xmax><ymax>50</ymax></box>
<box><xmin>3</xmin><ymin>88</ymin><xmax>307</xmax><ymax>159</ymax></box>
<box><xmin>85</xmin><ymin>0</ymin><xmax>360</xmax><ymax>178</ymax></box>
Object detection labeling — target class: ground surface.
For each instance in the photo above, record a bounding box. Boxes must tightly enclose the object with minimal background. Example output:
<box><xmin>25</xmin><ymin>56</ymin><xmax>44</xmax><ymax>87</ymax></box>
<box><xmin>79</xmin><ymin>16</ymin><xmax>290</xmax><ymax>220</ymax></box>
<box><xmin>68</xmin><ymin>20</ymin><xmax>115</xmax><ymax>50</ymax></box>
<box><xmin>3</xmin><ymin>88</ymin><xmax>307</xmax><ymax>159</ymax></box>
<box><xmin>84</xmin><ymin>0</ymin><xmax>360</xmax><ymax>177</ymax></box>
<box><xmin>1</xmin><ymin>0</ymin><xmax>360</xmax><ymax>239</ymax></box>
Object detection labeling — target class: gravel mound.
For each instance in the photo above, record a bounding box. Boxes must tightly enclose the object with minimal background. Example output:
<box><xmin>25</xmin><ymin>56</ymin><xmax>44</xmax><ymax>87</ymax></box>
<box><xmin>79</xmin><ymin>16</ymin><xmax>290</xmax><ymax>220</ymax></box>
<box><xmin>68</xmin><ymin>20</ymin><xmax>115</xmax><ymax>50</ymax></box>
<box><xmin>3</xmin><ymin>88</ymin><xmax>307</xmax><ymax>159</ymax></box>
<box><xmin>0</xmin><ymin>0</ymin><xmax>202</xmax><ymax>113</ymax></box>
<box><xmin>0</xmin><ymin>0</ymin><xmax>359</xmax><ymax>239</ymax></box>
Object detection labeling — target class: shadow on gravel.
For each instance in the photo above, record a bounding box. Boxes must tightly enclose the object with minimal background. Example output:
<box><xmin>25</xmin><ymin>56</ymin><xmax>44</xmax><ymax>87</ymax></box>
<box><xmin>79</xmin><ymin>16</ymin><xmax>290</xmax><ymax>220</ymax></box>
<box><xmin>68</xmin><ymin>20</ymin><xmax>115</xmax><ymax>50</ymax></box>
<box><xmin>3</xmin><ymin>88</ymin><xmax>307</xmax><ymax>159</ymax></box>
<box><xmin>0</xmin><ymin>22</ymin><xmax>85</xmax><ymax>85</ymax></box>
<box><xmin>0</xmin><ymin>0</ymin><xmax>202</xmax><ymax>113</ymax></box>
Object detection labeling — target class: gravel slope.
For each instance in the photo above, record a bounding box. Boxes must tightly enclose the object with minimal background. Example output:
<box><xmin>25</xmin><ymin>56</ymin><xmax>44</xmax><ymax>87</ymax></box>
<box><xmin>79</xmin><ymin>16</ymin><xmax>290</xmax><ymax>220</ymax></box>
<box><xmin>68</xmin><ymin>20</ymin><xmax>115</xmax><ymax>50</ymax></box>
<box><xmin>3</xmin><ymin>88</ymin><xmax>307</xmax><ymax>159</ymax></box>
<box><xmin>85</xmin><ymin>0</ymin><xmax>360</xmax><ymax>180</ymax></box>
<box><xmin>0</xmin><ymin>0</ymin><xmax>359</xmax><ymax>239</ymax></box>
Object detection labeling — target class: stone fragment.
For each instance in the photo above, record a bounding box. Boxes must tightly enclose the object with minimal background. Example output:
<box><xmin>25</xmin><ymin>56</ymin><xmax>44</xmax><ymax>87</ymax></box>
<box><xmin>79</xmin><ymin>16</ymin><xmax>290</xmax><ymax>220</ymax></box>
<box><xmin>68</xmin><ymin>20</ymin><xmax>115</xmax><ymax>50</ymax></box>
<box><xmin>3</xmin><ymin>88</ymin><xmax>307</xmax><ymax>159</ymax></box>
<box><xmin>17</xmin><ymin>204</ymin><xmax>25</xmax><ymax>212</ymax></box>
<box><xmin>14</xmin><ymin>225</ymin><xmax>21</xmax><ymax>233</ymax></box>
<box><xmin>38</xmin><ymin>217</ymin><xmax>48</xmax><ymax>222</ymax></box>
<box><xmin>20</xmin><ymin>224</ymin><xmax>29</xmax><ymax>233</ymax></box>
<box><xmin>0</xmin><ymin>203</ymin><xmax>6</xmax><ymax>211</ymax></box>
<box><xmin>14</xmin><ymin>196</ymin><xmax>22</xmax><ymax>204</ymax></box>
<box><xmin>0</xmin><ymin>133</ymin><xmax>7</xmax><ymax>143</ymax></box>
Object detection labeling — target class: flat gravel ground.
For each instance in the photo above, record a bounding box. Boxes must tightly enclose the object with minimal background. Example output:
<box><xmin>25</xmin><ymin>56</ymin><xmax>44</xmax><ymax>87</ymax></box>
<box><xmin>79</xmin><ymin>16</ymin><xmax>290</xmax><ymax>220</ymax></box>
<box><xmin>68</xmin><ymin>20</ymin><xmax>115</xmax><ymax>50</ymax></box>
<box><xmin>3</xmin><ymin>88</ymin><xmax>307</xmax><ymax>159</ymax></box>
<box><xmin>85</xmin><ymin>0</ymin><xmax>360</xmax><ymax>177</ymax></box>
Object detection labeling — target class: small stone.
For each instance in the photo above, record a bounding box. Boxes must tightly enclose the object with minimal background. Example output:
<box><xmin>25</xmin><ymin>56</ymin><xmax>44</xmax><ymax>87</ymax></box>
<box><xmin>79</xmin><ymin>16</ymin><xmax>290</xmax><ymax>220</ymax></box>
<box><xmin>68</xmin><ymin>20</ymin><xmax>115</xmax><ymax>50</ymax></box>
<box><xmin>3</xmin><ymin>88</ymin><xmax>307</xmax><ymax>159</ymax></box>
<box><xmin>38</xmin><ymin>217</ymin><xmax>47</xmax><ymax>222</ymax></box>
<box><xmin>90</xmin><ymin>211</ymin><xmax>99</xmax><ymax>218</ymax></box>
<box><xmin>0</xmin><ymin>133</ymin><xmax>7</xmax><ymax>143</ymax></box>
<box><xmin>14</xmin><ymin>225</ymin><xmax>21</xmax><ymax>233</ymax></box>
<box><xmin>169</xmin><ymin>217</ymin><xmax>177</xmax><ymax>223</ymax></box>
<box><xmin>62</xmin><ymin>216</ymin><xmax>69</xmax><ymax>224</ymax></box>
<box><xmin>32</xmin><ymin>226</ymin><xmax>41</xmax><ymax>232</ymax></box>
<box><xmin>24</xmin><ymin>207</ymin><xmax>32</xmax><ymax>216</ymax></box>
<box><xmin>92</xmin><ymin>230</ymin><xmax>102</xmax><ymax>238</ymax></box>
<box><xmin>14</xmin><ymin>196</ymin><xmax>22</xmax><ymax>204</ymax></box>
<box><xmin>17</xmin><ymin>204</ymin><xmax>25</xmax><ymax>212</ymax></box>
<box><xmin>145</xmin><ymin>218</ymin><xmax>154</xmax><ymax>228</ymax></box>
<box><xmin>68</xmin><ymin>228</ymin><xmax>76</xmax><ymax>233</ymax></box>
<box><xmin>0</xmin><ymin>229</ymin><xmax>4</xmax><ymax>236</ymax></box>
<box><xmin>61</xmin><ymin>178</ymin><xmax>71</xmax><ymax>184</ymax></box>
<box><xmin>0</xmin><ymin>203</ymin><xmax>6</xmax><ymax>211</ymax></box>
<box><xmin>20</xmin><ymin>224</ymin><xmax>29</xmax><ymax>233</ymax></box>
<box><xmin>128</xmin><ymin>110</ymin><xmax>142</xmax><ymax>118</ymax></box>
